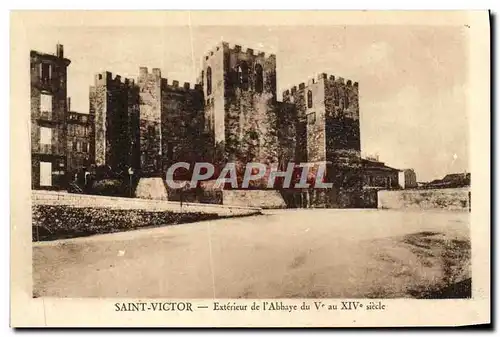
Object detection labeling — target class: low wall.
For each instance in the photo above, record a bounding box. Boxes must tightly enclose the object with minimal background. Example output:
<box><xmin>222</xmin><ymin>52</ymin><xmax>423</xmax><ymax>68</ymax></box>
<box><xmin>377</xmin><ymin>188</ymin><xmax>471</xmax><ymax>211</ymax></box>
<box><xmin>135</xmin><ymin>177</ymin><xmax>168</xmax><ymax>200</ymax></box>
<box><xmin>32</xmin><ymin>191</ymin><xmax>262</xmax><ymax>217</ymax></box>
<box><xmin>222</xmin><ymin>190</ymin><xmax>287</xmax><ymax>209</ymax></box>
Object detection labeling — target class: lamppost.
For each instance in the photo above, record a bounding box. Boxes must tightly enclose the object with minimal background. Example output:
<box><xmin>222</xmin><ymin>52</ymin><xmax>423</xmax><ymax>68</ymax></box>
<box><xmin>128</xmin><ymin>167</ymin><xmax>134</xmax><ymax>198</ymax></box>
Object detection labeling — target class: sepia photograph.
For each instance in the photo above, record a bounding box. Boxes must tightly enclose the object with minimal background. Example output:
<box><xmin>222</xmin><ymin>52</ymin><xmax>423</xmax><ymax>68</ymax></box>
<box><xmin>10</xmin><ymin>10</ymin><xmax>490</xmax><ymax>327</ymax></box>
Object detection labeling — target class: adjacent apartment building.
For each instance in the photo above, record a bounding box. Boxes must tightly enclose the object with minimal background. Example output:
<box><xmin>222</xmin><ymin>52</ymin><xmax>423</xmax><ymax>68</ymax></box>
<box><xmin>66</xmin><ymin>97</ymin><xmax>95</xmax><ymax>174</ymax></box>
<box><xmin>30</xmin><ymin>44</ymin><xmax>71</xmax><ymax>190</ymax></box>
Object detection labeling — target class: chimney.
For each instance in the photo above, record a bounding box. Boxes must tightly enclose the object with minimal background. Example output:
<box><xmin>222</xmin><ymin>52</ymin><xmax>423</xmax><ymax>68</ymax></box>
<box><xmin>67</xmin><ymin>97</ymin><xmax>71</xmax><ymax>112</ymax></box>
<box><xmin>56</xmin><ymin>44</ymin><xmax>64</xmax><ymax>58</ymax></box>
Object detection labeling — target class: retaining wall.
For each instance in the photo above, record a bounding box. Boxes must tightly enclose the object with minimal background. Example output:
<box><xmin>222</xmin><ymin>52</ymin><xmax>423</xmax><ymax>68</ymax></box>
<box><xmin>222</xmin><ymin>190</ymin><xmax>287</xmax><ymax>209</ymax></box>
<box><xmin>377</xmin><ymin>188</ymin><xmax>471</xmax><ymax>211</ymax></box>
<box><xmin>32</xmin><ymin>190</ymin><xmax>262</xmax><ymax>217</ymax></box>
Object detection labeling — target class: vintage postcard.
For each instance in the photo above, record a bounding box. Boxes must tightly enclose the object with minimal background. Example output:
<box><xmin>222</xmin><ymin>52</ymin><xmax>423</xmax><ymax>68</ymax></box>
<box><xmin>10</xmin><ymin>10</ymin><xmax>490</xmax><ymax>327</ymax></box>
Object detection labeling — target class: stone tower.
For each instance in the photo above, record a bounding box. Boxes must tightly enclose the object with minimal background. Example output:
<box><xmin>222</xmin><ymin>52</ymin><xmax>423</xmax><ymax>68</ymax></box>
<box><xmin>282</xmin><ymin>73</ymin><xmax>362</xmax><ymax>207</ymax></box>
<box><xmin>201</xmin><ymin>42</ymin><xmax>279</xmax><ymax>166</ymax></box>
<box><xmin>282</xmin><ymin>73</ymin><xmax>360</xmax><ymax>164</ymax></box>
<box><xmin>137</xmin><ymin>67</ymin><xmax>163</xmax><ymax>176</ymax></box>
<box><xmin>89</xmin><ymin>71</ymin><xmax>140</xmax><ymax>171</ymax></box>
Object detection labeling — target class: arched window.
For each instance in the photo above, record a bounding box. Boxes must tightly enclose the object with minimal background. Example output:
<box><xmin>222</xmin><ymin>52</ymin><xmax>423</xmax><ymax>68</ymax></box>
<box><xmin>206</xmin><ymin>67</ymin><xmax>212</xmax><ymax>96</ymax></box>
<box><xmin>307</xmin><ymin>90</ymin><xmax>313</xmax><ymax>108</ymax></box>
<box><xmin>255</xmin><ymin>64</ymin><xmax>263</xmax><ymax>93</ymax></box>
<box><xmin>238</xmin><ymin>61</ymin><xmax>249</xmax><ymax>90</ymax></box>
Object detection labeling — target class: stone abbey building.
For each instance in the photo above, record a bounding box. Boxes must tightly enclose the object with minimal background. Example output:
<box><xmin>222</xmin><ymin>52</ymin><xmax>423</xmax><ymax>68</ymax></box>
<box><xmin>31</xmin><ymin>42</ymin><xmax>402</xmax><ymax>207</ymax></box>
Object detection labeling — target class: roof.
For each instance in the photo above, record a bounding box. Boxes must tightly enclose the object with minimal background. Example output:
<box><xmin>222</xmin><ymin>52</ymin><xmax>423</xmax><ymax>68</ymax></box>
<box><xmin>362</xmin><ymin>158</ymin><xmax>400</xmax><ymax>172</ymax></box>
<box><xmin>30</xmin><ymin>50</ymin><xmax>71</xmax><ymax>65</ymax></box>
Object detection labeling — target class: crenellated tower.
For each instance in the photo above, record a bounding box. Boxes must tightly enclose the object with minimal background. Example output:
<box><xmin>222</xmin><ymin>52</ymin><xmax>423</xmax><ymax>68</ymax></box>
<box><xmin>201</xmin><ymin>42</ymin><xmax>279</xmax><ymax>165</ymax></box>
<box><xmin>282</xmin><ymin>72</ymin><xmax>360</xmax><ymax>164</ymax></box>
<box><xmin>90</xmin><ymin>71</ymin><xmax>140</xmax><ymax>171</ymax></box>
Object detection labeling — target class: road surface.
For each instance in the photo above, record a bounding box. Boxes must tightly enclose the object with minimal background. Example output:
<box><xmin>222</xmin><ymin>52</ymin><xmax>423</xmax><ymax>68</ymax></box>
<box><xmin>33</xmin><ymin>209</ymin><xmax>470</xmax><ymax>298</ymax></box>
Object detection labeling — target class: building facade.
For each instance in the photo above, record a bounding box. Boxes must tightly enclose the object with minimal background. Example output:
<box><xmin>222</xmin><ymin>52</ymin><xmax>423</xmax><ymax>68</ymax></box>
<box><xmin>30</xmin><ymin>44</ymin><xmax>71</xmax><ymax>190</ymax></box>
<box><xmin>398</xmin><ymin>169</ymin><xmax>418</xmax><ymax>189</ymax></box>
<box><xmin>66</xmin><ymin>101</ymin><xmax>95</xmax><ymax>174</ymax></box>
<box><xmin>362</xmin><ymin>158</ymin><xmax>401</xmax><ymax>189</ymax></box>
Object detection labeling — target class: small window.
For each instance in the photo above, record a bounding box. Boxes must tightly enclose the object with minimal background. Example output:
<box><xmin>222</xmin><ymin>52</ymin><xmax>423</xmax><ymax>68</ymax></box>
<box><xmin>255</xmin><ymin>64</ymin><xmax>263</xmax><ymax>93</ymax></box>
<box><xmin>39</xmin><ymin>162</ymin><xmax>52</xmax><ymax>187</ymax></box>
<box><xmin>40</xmin><ymin>127</ymin><xmax>52</xmax><ymax>145</ymax></box>
<box><xmin>307</xmin><ymin>112</ymin><xmax>316</xmax><ymax>125</ymax></box>
<box><xmin>206</xmin><ymin>67</ymin><xmax>212</xmax><ymax>96</ymax></box>
<box><xmin>82</xmin><ymin>142</ymin><xmax>88</xmax><ymax>153</ymax></box>
<box><xmin>40</xmin><ymin>63</ymin><xmax>52</xmax><ymax>81</ymax></box>
<box><xmin>307</xmin><ymin>90</ymin><xmax>313</xmax><ymax>108</ymax></box>
<box><xmin>40</xmin><ymin>94</ymin><xmax>52</xmax><ymax>112</ymax></box>
<box><xmin>72</xmin><ymin>141</ymin><xmax>78</xmax><ymax>151</ymax></box>
<box><xmin>238</xmin><ymin>61</ymin><xmax>249</xmax><ymax>90</ymax></box>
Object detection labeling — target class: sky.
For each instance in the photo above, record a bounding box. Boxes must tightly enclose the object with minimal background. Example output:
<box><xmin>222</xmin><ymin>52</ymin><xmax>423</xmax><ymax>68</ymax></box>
<box><xmin>27</xmin><ymin>24</ymin><xmax>469</xmax><ymax>182</ymax></box>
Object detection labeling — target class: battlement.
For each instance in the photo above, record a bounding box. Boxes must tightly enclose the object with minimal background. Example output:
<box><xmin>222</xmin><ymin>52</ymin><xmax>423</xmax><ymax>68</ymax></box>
<box><xmin>138</xmin><ymin>66</ymin><xmax>162</xmax><ymax>79</ymax></box>
<box><xmin>318</xmin><ymin>73</ymin><xmax>328</xmax><ymax>81</ymax></box>
<box><xmin>204</xmin><ymin>41</ymin><xmax>225</xmax><ymax>60</ymax></box>
<box><xmin>95</xmin><ymin>71</ymin><xmax>135</xmax><ymax>87</ymax></box>
<box><xmin>162</xmin><ymin>78</ymin><xmax>201</xmax><ymax>92</ymax></box>
<box><xmin>203</xmin><ymin>41</ymin><xmax>275</xmax><ymax>61</ymax></box>
<box><xmin>283</xmin><ymin>72</ymin><xmax>359</xmax><ymax>98</ymax></box>
<box><xmin>307</xmin><ymin>78</ymin><xmax>316</xmax><ymax>86</ymax></box>
<box><xmin>311</xmin><ymin>73</ymin><xmax>359</xmax><ymax>88</ymax></box>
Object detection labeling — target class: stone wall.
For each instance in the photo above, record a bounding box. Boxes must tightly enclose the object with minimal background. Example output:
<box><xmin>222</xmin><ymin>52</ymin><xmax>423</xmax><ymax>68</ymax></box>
<box><xmin>91</xmin><ymin>71</ymin><xmax>139</xmax><ymax>170</ymax></box>
<box><xmin>32</xmin><ymin>190</ymin><xmax>262</xmax><ymax>217</ymax></box>
<box><xmin>324</xmin><ymin>75</ymin><xmax>360</xmax><ymax>160</ymax></box>
<box><xmin>161</xmin><ymin>80</ymin><xmax>205</xmax><ymax>168</ymax></box>
<box><xmin>138</xmin><ymin>67</ymin><xmax>163</xmax><ymax>174</ymax></box>
<box><xmin>222</xmin><ymin>43</ymin><xmax>279</xmax><ymax>164</ymax></box>
<box><xmin>378</xmin><ymin>188</ymin><xmax>471</xmax><ymax>211</ymax></box>
<box><xmin>222</xmin><ymin>190</ymin><xmax>287</xmax><ymax>209</ymax></box>
<box><xmin>276</xmin><ymin>101</ymin><xmax>297</xmax><ymax>167</ymax></box>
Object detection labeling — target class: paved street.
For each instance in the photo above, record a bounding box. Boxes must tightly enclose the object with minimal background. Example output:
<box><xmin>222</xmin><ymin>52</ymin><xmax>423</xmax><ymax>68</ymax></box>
<box><xmin>33</xmin><ymin>209</ymin><xmax>470</xmax><ymax>298</ymax></box>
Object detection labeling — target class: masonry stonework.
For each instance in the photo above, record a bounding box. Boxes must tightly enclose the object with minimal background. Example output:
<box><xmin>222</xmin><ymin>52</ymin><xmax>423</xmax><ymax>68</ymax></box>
<box><xmin>31</xmin><ymin>41</ymin><xmax>396</xmax><ymax>209</ymax></box>
<box><xmin>90</xmin><ymin>71</ymin><xmax>140</xmax><ymax>171</ymax></box>
<box><xmin>202</xmin><ymin>43</ymin><xmax>279</xmax><ymax>168</ymax></box>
